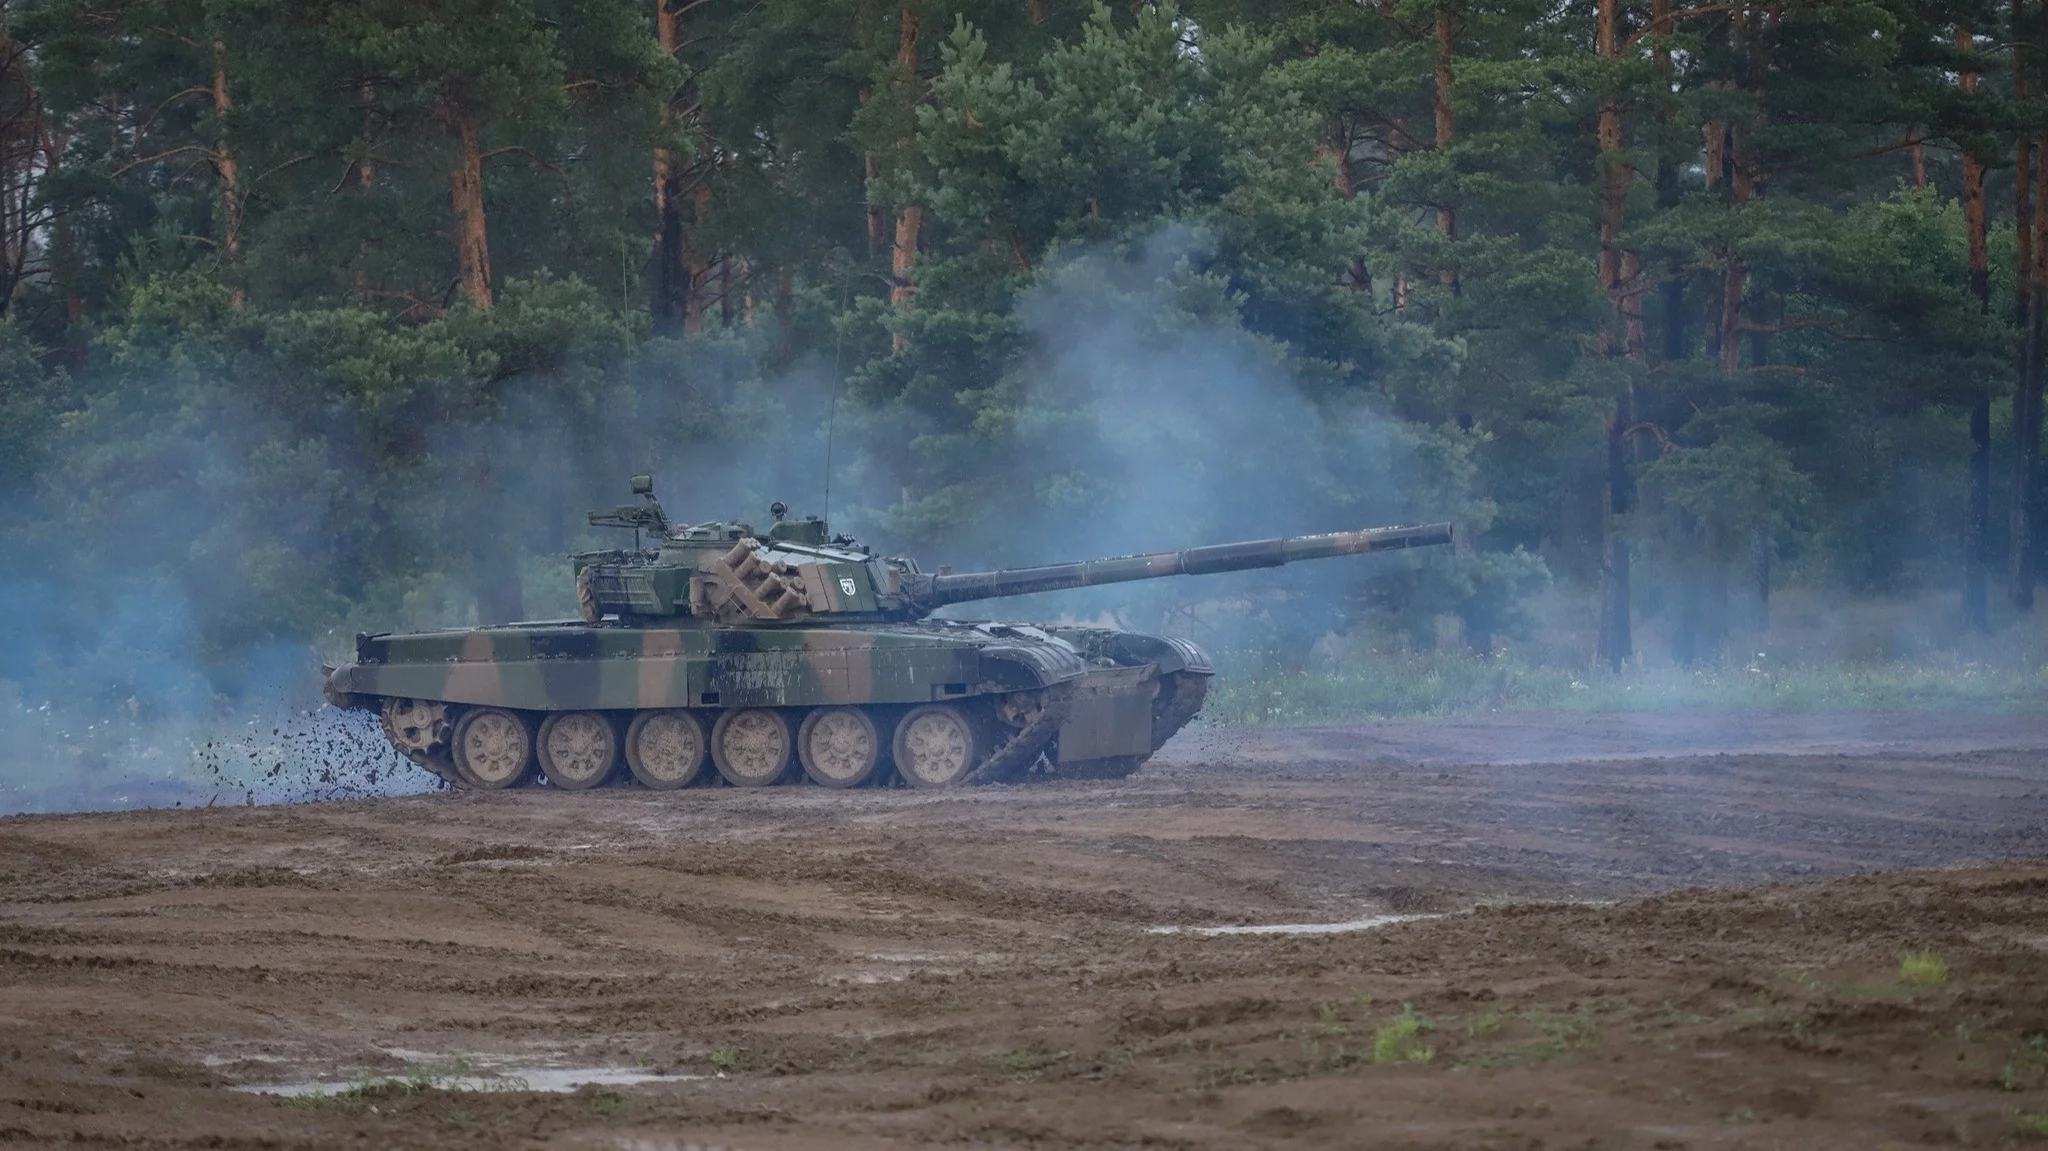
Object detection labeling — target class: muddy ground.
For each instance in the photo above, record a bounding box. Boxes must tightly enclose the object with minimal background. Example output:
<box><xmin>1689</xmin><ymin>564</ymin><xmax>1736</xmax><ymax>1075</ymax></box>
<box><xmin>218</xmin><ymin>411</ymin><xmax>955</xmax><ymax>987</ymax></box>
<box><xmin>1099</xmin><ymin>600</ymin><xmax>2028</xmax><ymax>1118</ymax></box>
<box><xmin>3</xmin><ymin>709</ymin><xmax>2047</xmax><ymax>1149</ymax></box>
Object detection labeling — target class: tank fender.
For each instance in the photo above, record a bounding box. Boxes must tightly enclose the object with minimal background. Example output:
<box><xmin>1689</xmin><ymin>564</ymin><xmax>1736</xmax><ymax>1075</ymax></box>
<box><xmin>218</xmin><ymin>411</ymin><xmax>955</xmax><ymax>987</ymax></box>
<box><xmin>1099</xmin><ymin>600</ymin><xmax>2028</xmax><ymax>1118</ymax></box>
<box><xmin>973</xmin><ymin>636</ymin><xmax>1088</xmax><ymax>691</ymax></box>
<box><xmin>1041</xmin><ymin>627</ymin><xmax>1213</xmax><ymax>676</ymax></box>
<box><xmin>321</xmin><ymin>663</ymin><xmax>375</xmax><ymax>710</ymax></box>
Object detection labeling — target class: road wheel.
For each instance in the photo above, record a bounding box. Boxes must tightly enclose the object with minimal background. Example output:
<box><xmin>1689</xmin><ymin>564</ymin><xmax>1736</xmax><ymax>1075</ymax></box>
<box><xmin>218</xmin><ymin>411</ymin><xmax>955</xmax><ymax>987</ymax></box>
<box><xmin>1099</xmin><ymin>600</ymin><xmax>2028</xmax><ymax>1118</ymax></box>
<box><xmin>452</xmin><ymin>707</ymin><xmax>536</xmax><ymax>789</ymax></box>
<box><xmin>892</xmin><ymin>703</ymin><xmax>982</xmax><ymax>789</ymax></box>
<box><xmin>798</xmin><ymin>707</ymin><xmax>882</xmax><ymax>789</ymax></box>
<box><xmin>711</xmin><ymin>708</ymin><xmax>794</xmax><ymax>787</ymax></box>
<box><xmin>625</xmin><ymin>710</ymin><xmax>709</xmax><ymax>790</ymax></box>
<box><xmin>537</xmin><ymin>711</ymin><xmax>619</xmax><ymax>791</ymax></box>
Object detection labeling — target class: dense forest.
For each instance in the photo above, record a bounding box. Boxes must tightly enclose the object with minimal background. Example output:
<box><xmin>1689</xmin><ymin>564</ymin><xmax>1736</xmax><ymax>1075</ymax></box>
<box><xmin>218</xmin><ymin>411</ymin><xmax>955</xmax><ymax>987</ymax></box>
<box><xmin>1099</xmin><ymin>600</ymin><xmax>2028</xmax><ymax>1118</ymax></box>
<box><xmin>0</xmin><ymin>0</ymin><xmax>2041</xmax><ymax>715</ymax></box>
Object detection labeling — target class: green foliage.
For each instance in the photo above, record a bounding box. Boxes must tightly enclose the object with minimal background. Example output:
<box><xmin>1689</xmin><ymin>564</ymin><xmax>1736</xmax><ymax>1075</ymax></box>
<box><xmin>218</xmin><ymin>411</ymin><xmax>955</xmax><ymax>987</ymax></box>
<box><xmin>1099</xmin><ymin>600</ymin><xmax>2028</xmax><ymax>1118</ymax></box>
<box><xmin>277</xmin><ymin>1057</ymin><xmax>526</xmax><ymax>1108</ymax></box>
<box><xmin>0</xmin><ymin>322</ymin><xmax>60</xmax><ymax>497</ymax></box>
<box><xmin>1371</xmin><ymin>1004</ymin><xmax>1435</xmax><ymax>1065</ymax></box>
<box><xmin>0</xmin><ymin>0</ymin><xmax>2040</xmax><ymax>725</ymax></box>
<box><xmin>1899</xmin><ymin>951</ymin><xmax>1950</xmax><ymax>987</ymax></box>
<box><xmin>2001</xmin><ymin>1035</ymin><xmax>2048</xmax><ymax>1093</ymax></box>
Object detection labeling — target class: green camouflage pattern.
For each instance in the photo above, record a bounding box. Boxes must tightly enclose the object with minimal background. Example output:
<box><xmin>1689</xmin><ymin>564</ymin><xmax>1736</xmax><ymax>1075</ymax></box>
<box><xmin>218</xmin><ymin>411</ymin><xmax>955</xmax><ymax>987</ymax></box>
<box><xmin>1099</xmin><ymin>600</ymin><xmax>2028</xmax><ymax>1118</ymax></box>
<box><xmin>321</xmin><ymin>478</ymin><xmax>1450</xmax><ymax>790</ymax></box>
<box><xmin>327</xmin><ymin>620</ymin><xmax>1117</xmax><ymax>712</ymax></box>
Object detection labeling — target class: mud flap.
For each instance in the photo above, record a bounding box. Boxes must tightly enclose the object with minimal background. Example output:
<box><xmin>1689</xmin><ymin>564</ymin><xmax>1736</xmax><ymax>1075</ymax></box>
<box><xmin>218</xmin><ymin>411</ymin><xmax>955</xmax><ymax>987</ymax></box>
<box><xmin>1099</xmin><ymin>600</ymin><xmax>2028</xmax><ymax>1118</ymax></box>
<box><xmin>1056</xmin><ymin>664</ymin><xmax>1159</xmax><ymax>763</ymax></box>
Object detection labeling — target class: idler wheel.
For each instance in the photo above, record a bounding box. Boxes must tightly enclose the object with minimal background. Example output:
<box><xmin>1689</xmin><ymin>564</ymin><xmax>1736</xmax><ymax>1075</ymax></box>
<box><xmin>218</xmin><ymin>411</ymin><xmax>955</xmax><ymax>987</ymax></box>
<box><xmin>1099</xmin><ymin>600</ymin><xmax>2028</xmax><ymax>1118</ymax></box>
<box><xmin>537</xmin><ymin>711</ymin><xmax>619</xmax><ymax>791</ymax></box>
<box><xmin>711</xmin><ymin>708</ymin><xmax>794</xmax><ymax>787</ymax></box>
<box><xmin>797</xmin><ymin>707</ymin><xmax>882</xmax><ymax>788</ymax></box>
<box><xmin>892</xmin><ymin>704</ymin><xmax>982</xmax><ymax>789</ymax></box>
<box><xmin>625</xmin><ymin>710</ymin><xmax>710</xmax><ymax>790</ymax></box>
<box><xmin>452</xmin><ymin>707</ymin><xmax>537</xmax><ymax>789</ymax></box>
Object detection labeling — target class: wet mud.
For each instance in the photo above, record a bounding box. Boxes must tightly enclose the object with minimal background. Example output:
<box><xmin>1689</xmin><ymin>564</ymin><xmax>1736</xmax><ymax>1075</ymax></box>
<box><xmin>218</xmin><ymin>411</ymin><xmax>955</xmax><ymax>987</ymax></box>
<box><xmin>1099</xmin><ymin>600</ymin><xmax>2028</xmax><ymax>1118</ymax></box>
<box><xmin>3</xmin><ymin>709</ymin><xmax>2046</xmax><ymax>1148</ymax></box>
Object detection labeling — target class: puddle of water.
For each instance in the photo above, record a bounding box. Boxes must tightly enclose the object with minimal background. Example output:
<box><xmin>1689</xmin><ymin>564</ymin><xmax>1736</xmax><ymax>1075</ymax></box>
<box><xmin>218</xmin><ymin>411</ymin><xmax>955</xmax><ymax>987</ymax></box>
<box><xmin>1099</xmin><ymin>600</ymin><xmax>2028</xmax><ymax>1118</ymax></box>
<box><xmin>1147</xmin><ymin>913</ymin><xmax>1438</xmax><ymax>937</ymax></box>
<box><xmin>233</xmin><ymin>1064</ymin><xmax>699</xmax><ymax>1097</ymax></box>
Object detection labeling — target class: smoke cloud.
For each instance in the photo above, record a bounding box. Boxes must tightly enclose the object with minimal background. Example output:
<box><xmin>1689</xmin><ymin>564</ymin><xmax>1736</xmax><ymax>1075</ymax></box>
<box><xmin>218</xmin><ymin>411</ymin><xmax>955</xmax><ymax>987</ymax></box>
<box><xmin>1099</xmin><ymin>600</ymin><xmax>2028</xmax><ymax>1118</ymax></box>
<box><xmin>0</xmin><ymin>228</ymin><xmax>1466</xmax><ymax>814</ymax></box>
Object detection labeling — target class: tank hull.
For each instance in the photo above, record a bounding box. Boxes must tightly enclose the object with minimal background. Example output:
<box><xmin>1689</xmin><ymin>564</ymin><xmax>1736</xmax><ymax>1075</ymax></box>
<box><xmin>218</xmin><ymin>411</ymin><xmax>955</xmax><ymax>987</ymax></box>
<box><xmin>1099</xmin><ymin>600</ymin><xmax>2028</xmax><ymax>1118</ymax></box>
<box><xmin>325</xmin><ymin>619</ymin><xmax>1211</xmax><ymax>790</ymax></box>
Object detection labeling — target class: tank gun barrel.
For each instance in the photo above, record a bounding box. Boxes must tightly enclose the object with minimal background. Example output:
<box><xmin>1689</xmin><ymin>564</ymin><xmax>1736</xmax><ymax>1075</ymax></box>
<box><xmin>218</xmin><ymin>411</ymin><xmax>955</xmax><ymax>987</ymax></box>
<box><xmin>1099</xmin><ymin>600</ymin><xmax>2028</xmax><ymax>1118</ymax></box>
<box><xmin>912</xmin><ymin>522</ymin><xmax>1454</xmax><ymax>609</ymax></box>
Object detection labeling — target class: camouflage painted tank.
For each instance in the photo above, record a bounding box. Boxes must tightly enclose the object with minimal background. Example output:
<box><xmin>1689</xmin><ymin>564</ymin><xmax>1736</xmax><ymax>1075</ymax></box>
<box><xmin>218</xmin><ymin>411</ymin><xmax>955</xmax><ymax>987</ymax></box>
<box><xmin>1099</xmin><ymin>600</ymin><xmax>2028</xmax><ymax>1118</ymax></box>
<box><xmin>323</xmin><ymin>477</ymin><xmax>1453</xmax><ymax>791</ymax></box>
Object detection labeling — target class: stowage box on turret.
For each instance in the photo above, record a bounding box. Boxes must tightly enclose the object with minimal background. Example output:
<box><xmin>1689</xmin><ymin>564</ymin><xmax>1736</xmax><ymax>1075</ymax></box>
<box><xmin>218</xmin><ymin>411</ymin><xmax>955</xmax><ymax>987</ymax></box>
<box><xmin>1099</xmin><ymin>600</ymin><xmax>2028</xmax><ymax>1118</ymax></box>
<box><xmin>323</xmin><ymin>476</ymin><xmax>1453</xmax><ymax>791</ymax></box>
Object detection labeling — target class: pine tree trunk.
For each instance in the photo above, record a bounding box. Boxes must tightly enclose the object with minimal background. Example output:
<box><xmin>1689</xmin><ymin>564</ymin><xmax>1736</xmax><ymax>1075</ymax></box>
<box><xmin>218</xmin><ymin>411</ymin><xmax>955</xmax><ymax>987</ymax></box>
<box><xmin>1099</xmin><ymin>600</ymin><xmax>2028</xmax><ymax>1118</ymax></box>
<box><xmin>208</xmin><ymin>42</ymin><xmax>245</xmax><ymax>307</ymax></box>
<box><xmin>774</xmin><ymin>268</ymin><xmax>795</xmax><ymax>367</ymax></box>
<box><xmin>210</xmin><ymin>44</ymin><xmax>241</xmax><ymax>261</ymax></box>
<box><xmin>351</xmin><ymin>83</ymin><xmax>377</xmax><ymax>306</ymax></box>
<box><xmin>1600</xmin><ymin>394</ymin><xmax>1635</xmax><ymax>670</ymax></box>
<box><xmin>1961</xmin><ymin>27</ymin><xmax>1991</xmax><ymax>632</ymax></box>
<box><xmin>1673</xmin><ymin>512</ymin><xmax>1701</xmax><ymax>666</ymax></box>
<box><xmin>1594</xmin><ymin>0</ymin><xmax>1636</xmax><ymax>671</ymax></box>
<box><xmin>652</xmin><ymin>0</ymin><xmax>686</xmax><ymax>326</ymax></box>
<box><xmin>888</xmin><ymin>6</ymin><xmax>922</xmax><ymax>351</ymax></box>
<box><xmin>655</xmin><ymin>170</ymin><xmax>685</xmax><ymax>324</ymax></box>
<box><xmin>41</xmin><ymin>121</ymin><xmax>83</xmax><ymax>369</ymax></box>
<box><xmin>446</xmin><ymin>105</ymin><xmax>492</xmax><ymax>309</ymax></box>
<box><xmin>1716</xmin><ymin>116</ymin><xmax>1748</xmax><ymax>375</ymax></box>
<box><xmin>865</xmin><ymin>149</ymin><xmax>887</xmax><ymax>258</ymax></box>
<box><xmin>0</xmin><ymin>20</ymin><xmax>41</xmax><ymax>317</ymax></box>
<box><xmin>684</xmin><ymin>184</ymin><xmax>711</xmax><ymax>334</ymax></box>
<box><xmin>1434</xmin><ymin>5</ymin><xmax>1458</xmax><ymax>293</ymax></box>
<box><xmin>720</xmin><ymin>254</ymin><xmax>735</xmax><ymax>327</ymax></box>
<box><xmin>890</xmin><ymin>205</ymin><xmax>922</xmax><ymax>308</ymax></box>
<box><xmin>890</xmin><ymin>204</ymin><xmax>921</xmax><ymax>351</ymax></box>
<box><xmin>1643</xmin><ymin>0</ymin><xmax>1679</xmax><ymax>660</ymax></box>
<box><xmin>2019</xmin><ymin>0</ymin><xmax>2032</xmax><ymax>342</ymax></box>
<box><xmin>2018</xmin><ymin>125</ymin><xmax>2048</xmax><ymax>611</ymax></box>
<box><xmin>1651</xmin><ymin>0</ymin><xmax>1681</xmax><ymax>363</ymax></box>
<box><xmin>359</xmin><ymin>83</ymin><xmax>376</xmax><ymax>190</ymax></box>
<box><xmin>1971</xmin><ymin>397</ymin><xmax>1992</xmax><ymax>625</ymax></box>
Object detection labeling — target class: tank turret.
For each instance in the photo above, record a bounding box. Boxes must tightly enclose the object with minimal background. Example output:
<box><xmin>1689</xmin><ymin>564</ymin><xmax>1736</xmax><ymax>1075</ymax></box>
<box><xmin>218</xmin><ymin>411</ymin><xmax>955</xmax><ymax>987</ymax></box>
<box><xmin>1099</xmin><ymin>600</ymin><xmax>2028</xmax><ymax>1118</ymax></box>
<box><xmin>571</xmin><ymin>477</ymin><xmax>1454</xmax><ymax>627</ymax></box>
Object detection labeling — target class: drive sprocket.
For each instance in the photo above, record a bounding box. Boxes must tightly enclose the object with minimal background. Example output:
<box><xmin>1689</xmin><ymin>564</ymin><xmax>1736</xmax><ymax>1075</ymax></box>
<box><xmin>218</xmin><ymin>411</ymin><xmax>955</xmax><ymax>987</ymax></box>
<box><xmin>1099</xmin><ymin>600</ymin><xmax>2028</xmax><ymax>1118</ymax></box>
<box><xmin>379</xmin><ymin>697</ymin><xmax>459</xmax><ymax>784</ymax></box>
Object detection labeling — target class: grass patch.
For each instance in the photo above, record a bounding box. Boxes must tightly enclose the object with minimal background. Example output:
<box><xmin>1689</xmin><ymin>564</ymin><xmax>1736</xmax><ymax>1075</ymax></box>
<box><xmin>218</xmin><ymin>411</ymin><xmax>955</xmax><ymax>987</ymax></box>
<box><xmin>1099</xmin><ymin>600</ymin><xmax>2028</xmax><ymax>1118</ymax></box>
<box><xmin>2015</xmin><ymin>1112</ymin><xmax>2048</xmax><ymax>1139</ymax></box>
<box><xmin>1456</xmin><ymin>1004</ymin><xmax>1602</xmax><ymax>1069</ymax></box>
<box><xmin>1899</xmin><ymin>951</ymin><xmax>1949</xmax><ymax>987</ymax></box>
<box><xmin>2000</xmin><ymin>1035</ymin><xmax>2048</xmax><ymax>1093</ymax></box>
<box><xmin>279</xmin><ymin>1058</ymin><xmax>525</xmax><ymax>1109</ymax></box>
<box><xmin>1002</xmin><ymin>1045</ymin><xmax>1071</xmax><ymax>1074</ymax></box>
<box><xmin>1371</xmin><ymin>1005</ymin><xmax>1434</xmax><ymax>1065</ymax></box>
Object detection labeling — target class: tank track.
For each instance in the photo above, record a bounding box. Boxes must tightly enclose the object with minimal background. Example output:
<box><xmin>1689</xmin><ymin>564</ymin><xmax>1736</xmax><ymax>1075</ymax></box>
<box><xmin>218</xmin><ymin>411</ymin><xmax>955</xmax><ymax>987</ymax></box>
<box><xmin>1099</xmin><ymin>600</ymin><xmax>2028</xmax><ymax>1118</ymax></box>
<box><xmin>966</xmin><ymin>682</ymin><xmax>1074</xmax><ymax>784</ymax></box>
<box><xmin>365</xmin><ymin>671</ymin><xmax>1201</xmax><ymax>791</ymax></box>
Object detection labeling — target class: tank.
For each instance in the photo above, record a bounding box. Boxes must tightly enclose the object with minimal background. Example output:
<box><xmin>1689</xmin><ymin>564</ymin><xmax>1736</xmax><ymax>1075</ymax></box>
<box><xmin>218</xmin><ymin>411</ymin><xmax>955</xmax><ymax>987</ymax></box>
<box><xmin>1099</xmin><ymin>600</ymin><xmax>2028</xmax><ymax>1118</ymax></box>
<box><xmin>322</xmin><ymin>476</ymin><xmax>1453</xmax><ymax>791</ymax></box>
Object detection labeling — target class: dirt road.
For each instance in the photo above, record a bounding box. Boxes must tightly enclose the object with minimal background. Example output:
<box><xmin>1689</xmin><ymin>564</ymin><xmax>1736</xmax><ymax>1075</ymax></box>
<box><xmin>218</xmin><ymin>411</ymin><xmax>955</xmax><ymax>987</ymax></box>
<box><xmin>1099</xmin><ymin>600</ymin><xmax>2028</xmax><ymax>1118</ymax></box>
<box><xmin>3</xmin><ymin>710</ymin><xmax>2046</xmax><ymax>1148</ymax></box>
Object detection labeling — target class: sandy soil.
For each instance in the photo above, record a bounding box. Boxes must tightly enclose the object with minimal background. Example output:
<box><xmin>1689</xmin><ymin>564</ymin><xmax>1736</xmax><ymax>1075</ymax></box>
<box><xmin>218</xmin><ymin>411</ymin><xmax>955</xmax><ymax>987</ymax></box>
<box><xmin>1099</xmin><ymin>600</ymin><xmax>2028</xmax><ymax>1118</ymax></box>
<box><xmin>3</xmin><ymin>709</ymin><xmax>2047</xmax><ymax>1149</ymax></box>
